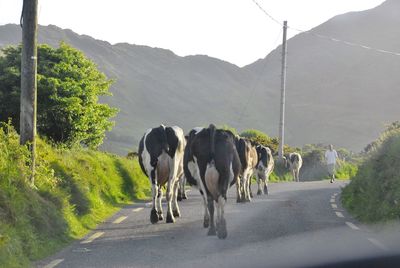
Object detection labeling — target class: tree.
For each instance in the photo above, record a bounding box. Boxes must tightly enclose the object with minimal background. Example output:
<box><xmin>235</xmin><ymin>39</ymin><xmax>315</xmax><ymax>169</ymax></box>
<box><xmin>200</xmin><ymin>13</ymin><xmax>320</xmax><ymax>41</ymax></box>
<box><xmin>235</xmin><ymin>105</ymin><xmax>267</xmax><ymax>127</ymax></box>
<box><xmin>0</xmin><ymin>43</ymin><xmax>118</xmax><ymax>148</ymax></box>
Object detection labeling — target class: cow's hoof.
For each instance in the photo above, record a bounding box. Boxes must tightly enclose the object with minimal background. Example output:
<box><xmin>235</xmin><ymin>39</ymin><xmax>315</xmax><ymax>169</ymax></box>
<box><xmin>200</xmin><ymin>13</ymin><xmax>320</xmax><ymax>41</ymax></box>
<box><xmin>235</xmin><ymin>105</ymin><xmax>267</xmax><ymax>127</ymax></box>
<box><xmin>264</xmin><ymin>186</ymin><xmax>269</xmax><ymax>195</ymax></box>
<box><xmin>150</xmin><ymin>209</ymin><xmax>159</xmax><ymax>224</ymax></box>
<box><xmin>203</xmin><ymin>218</ymin><xmax>209</xmax><ymax>228</ymax></box>
<box><xmin>217</xmin><ymin>219</ymin><xmax>227</xmax><ymax>239</ymax></box>
<box><xmin>177</xmin><ymin>193</ymin><xmax>183</xmax><ymax>202</ymax></box>
<box><xmin>166</xmin><ymin>212</ymin><xmax>175</xmax><ymax>223</ymax></box>
<box><xmin>158</xmin><ymin>211</ymin><xmax>164</xmax><ymax>221</ymax></box>
<box><xmin>182</xmin><ymin>194</ymin><xmax>188</xmax><ymax>200</ymax></box>
<box><xmin>207</xmin><ymin>226</ymin><xmax>216</xmax><ymax>236</ymax></box>
<box><xmin>257</xmin><ymin>189</ymin><xmax>262</xmax><ymax>195</ymax></box>
<box><xmin>173</xmin><ymin>209</ymin><xmax>180</xmax><ymax>218</ymax></box>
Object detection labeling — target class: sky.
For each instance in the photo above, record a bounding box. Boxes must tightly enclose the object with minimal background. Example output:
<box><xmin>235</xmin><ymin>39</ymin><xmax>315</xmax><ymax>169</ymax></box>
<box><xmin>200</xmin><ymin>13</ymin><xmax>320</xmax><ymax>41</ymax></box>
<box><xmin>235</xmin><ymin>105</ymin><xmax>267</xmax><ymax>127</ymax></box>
<box><xmin>0</xmin><ymin>0</ymin><xmax>386</xmax><ymax>67</ymax></box>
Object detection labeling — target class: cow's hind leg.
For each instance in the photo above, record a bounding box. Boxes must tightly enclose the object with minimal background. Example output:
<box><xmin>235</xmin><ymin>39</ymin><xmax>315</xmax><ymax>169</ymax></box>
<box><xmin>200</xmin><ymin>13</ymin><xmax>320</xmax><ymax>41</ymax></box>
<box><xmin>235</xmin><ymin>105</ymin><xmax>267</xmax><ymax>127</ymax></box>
<box><xmin>249</xmin><ymin>176</ymin><xmax>253</xmax><ymax>198</ymax></box>
<box><xmin>166</xmin><ymin>177</ymin><xmax>175</xmax><ymax>223</ymax></box>
<box><xmin>257</xmin><ymin>174</ymin><xmax>263</xmax><ymax>195</ymax></box>
<box><xmin>236</xmin><ymin>175</ymin><xmax>242</xmax><ymax>203</ymax></box>
<box><xmin>172</xmin><ymin>180</ymin><xmax>181</xmax><ymax>218</ymax></box>
<box><xmin>181</xmin><ymin>176</ymin><xmax>188</xmax><ymax>199</ymax></box>
<box><xmin>150</xmin><ymin>177</ymin><xmax>159</xmax><ymax>224</ymax></box>
<box><xmin>264</xmin><ymin>179</ymin><xmax>269</xmax><ymax>195</ymax></box>
<box><xmin>200</xmin><ymin>189</ymin><xmax>210</xmax><ymax>228</ymax></box>
<box><xmin>207</xmin><ymin>195</ymin><xmax>216</xmax><ymax>236</ymax></box>
<box><xmin>177</xmin><ymin>176</ymin><xmax>184</xmax><ymax>201</ymax></box>
<box><xmin>217</xmin><ymin>195</ymin><xmax>227</xmax><ymax>239</ymax></box>
<box><xmin>157</xmin><ymin>187</ymin><xmax>164</xmax><ymax>221</ymax></box>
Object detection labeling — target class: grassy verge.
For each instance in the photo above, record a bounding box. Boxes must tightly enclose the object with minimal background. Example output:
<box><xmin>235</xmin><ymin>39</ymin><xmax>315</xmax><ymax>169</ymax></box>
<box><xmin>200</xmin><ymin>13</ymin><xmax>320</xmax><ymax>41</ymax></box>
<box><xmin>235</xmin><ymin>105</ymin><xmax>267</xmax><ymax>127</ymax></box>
<box><xmin>342</xmin><ymin>123</ymin><xmax>400</xmax><ymax>223</ymax></box>
<box><xmin>0</xmin><ymin>124</ymin><xmax>150</xmax><ymax>267</ymax></box>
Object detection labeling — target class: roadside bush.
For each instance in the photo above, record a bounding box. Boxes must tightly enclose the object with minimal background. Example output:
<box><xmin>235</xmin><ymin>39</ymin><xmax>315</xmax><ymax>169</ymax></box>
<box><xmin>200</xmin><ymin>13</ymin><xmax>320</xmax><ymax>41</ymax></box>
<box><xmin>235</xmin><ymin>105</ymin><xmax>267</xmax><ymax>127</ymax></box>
<box><xmin>342</xmin><ymin>122</ymin><xmax>400</xmax><ymax>222</ymax></box>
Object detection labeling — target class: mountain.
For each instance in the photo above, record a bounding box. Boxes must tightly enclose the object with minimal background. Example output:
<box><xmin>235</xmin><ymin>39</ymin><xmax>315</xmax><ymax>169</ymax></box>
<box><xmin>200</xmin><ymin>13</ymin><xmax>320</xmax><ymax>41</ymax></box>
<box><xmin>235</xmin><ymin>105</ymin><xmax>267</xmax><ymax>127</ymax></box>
<box><xmin>1</xmin><ymin>0</ymin><xmax>399</xmax><ymax>154</ymax></box>
<box><xmin>244</xmin><ymin>0</ymin><xmax>400</xmax><ymax>151</ymax></box>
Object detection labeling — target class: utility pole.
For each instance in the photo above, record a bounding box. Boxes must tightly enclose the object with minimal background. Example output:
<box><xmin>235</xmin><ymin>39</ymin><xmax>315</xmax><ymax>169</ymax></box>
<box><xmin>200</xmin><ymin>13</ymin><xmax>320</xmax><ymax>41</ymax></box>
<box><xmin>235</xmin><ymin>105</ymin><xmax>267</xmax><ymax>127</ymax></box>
<box><xmin>278</xmin><ymin>21</ymin><xmax>288</xmax><ymax>160</ymax></box>
<box><xmin>20</xmin><ymin>0</ymin><xmax>38</xmax><ymax>186</ymax></box>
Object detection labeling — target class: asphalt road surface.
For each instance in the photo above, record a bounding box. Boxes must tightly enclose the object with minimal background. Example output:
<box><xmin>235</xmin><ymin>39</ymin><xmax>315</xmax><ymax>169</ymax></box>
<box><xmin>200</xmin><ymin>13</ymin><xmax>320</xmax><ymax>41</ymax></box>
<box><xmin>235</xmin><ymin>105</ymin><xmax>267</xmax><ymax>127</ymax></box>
<box><xmin>37</xmin><ymin>181</ymin><xmax>400</xmax><ymax>268</ymax></box>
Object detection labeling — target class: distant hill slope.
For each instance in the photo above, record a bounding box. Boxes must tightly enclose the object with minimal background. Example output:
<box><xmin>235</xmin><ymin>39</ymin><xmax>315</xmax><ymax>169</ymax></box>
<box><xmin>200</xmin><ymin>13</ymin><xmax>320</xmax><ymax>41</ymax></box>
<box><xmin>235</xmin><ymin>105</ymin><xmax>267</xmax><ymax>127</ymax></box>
<box><xmin>1</xmin><ymin>0</ymin><xmax>399</xmax><ymax>154</ymax></box>
<box><xmin>244</xmin><ymin>0</ymin><xmax>400</xmax><ymax>151</ymax></box>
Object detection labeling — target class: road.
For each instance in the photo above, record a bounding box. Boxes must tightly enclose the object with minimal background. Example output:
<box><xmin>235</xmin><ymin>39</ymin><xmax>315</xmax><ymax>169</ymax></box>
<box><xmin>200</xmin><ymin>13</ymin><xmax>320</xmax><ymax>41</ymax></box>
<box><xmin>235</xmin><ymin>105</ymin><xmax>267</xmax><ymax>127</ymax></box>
<box><xmin>38</xmin><ymin>181</ymin><xmax>400</xmax><ymax>268</ymax></box>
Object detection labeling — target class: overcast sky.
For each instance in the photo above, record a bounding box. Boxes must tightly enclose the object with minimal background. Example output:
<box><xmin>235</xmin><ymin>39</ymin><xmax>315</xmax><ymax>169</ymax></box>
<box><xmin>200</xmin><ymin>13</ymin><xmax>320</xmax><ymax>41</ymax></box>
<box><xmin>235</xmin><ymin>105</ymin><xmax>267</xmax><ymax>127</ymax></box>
<box><xmin>0</xmin><ymin>0</ymin><xmax>386</xmax><ymax>66</ymax></box>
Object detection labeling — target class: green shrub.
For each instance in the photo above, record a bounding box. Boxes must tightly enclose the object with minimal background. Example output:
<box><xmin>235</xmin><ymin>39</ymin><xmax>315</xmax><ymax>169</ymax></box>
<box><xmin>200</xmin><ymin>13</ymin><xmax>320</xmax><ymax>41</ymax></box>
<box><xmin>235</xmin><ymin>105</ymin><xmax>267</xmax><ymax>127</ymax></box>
<box><xmin>342</xmin><ymin>122</ymin><xmax>400</xmax><ymax>222</ymax></box>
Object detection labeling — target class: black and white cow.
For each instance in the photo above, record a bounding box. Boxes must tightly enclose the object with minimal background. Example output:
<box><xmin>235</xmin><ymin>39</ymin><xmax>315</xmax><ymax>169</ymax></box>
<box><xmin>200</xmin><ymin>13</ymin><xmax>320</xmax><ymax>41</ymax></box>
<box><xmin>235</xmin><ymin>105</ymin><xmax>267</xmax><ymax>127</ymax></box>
<box><xmin>184</xmin><ymin>124</ymin><xmax>241</xmax><ymax>239</ymax></box>
<box><xmin>255</xmin><ymin>145</ymin><xmax>274</xmax><ymax>195</ymax></box>
<box><xmin>235</xmin><ymin>137</ymin><xmax>258</xmax><ymax>202</ymax></box>
<box><xmin>182</xmin><ymin>127</ymin><xmax>211</xmax><ymax>226</ymax></box>
<box><xmin>284</xmin><ymin>152</ymin><xmax>303</xmax><ymax>182</ymax></box>
<box><xmin>138</xmin><ymin>125</ymin><xmax>186</xmax><ymax>224</ymax></box>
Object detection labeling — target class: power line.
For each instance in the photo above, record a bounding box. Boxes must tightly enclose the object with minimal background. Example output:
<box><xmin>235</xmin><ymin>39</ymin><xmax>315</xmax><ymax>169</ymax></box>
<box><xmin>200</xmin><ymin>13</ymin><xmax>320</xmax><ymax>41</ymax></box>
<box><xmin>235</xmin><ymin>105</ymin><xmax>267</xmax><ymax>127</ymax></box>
<box><xmin>251</xmin><ymin>0</ymin><xmax>282</xmax><ymax>27</ymax></box>
<box><xmin>251</xmin><ymin>0</ymin><xmax>400</xmax><ymax>57</ymax></box>
<box><xmin>288</xmin><ymin>26</ymin><xmax>400</xmax><ymax>57</ymax></box>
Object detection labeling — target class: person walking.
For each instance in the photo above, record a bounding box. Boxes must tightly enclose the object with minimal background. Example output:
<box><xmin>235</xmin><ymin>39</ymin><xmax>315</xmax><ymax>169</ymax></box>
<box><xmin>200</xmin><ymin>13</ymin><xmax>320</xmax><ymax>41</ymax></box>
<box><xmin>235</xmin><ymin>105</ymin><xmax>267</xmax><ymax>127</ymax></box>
<box><xmin>325</xmin><ymin>144</ymin><xmax>339</xmax><ymax>183</ymax></box>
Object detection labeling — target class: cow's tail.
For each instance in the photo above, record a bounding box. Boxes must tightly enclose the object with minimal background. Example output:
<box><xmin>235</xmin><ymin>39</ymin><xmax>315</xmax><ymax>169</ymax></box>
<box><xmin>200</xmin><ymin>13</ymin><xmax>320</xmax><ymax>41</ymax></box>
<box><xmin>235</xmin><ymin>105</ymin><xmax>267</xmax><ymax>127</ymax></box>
<box><xmin>209</xmin><ymin>124</ymin><xmax>216</xmax><ymax>164</ymax></box>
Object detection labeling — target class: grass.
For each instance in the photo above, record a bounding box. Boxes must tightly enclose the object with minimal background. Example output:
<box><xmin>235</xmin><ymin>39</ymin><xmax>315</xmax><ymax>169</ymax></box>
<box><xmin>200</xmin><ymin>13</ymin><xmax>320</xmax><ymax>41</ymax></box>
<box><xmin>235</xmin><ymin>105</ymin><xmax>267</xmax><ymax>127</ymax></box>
<box><xmin>342</xmin><ymin>123</ymin><xmax>400</xmax><ymax>223</ymax></box>
<box><xmin>0</xmin><ymin>124</ymin><xmax>150</xmax><ymax>267</ymax></box>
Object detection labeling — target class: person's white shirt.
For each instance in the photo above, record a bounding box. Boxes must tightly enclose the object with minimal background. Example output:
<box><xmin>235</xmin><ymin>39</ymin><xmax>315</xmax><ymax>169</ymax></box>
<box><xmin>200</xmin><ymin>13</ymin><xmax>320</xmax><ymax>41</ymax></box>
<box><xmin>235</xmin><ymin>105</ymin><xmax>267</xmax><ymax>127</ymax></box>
<box><xmin>325</xmin><ymin>150</ymin><xmax>338</xmax><ymax>165</ymax></box>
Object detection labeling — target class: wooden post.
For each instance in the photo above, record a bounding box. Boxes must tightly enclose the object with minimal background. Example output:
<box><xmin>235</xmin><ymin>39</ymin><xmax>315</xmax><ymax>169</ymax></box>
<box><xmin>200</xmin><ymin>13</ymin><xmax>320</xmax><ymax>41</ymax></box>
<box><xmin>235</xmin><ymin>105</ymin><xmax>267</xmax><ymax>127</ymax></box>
<box><xmin>278</xmin><ymin>21</ymin><xmax>288</xmax><ymax>160</ymax></box>
<box><xmin>20</xmin><ymin>0</ymin><xmax>38</xmax><ymax>186</ymax></box>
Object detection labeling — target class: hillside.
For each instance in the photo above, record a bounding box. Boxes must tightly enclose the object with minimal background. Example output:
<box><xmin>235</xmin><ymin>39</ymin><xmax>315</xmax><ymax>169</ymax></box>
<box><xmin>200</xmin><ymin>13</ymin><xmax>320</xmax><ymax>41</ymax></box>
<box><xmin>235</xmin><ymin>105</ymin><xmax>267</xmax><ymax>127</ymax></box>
<box><xmin>0</xmin><ymin>124</ymin><xmax>149</xmax><ymax>267</ymax></box>
<box><xmin>0</xmin><ymin>24</ymin><xmax>256</xmax><ymax>155</ymax></box>
<box><xmin>244</xmin><ymin>0</ymin><xmax>400</xmax><ymax>150</ymax></box>
<box><xmin>1</xmin><ymin>0</ymin><xmax>399</xmax><ymax>154</ymax></box>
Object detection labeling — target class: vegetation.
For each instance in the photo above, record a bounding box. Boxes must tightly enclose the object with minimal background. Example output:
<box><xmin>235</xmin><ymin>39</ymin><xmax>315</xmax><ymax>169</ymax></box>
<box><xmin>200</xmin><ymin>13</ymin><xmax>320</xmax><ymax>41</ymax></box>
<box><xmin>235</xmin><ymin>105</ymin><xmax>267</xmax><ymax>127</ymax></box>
<box><xmin>0</xmin><ymin>43</ymin><xmax>118</xmax><ymax>148</ymax></box>
<box><xmin>342</xmin><ymin>122</ymin><xmax>400</xmax><ymax>222</ymax></box>
<box><xmin>0</xmin><ymin>124</ymin><xmax>150</xmax><ymax>267</ymax></box>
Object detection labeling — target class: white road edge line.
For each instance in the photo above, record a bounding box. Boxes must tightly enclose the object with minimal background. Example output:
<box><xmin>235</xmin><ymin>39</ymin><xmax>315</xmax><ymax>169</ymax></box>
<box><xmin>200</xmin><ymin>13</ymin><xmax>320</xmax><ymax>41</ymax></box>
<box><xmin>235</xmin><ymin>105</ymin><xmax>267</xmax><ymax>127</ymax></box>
<box><xmin>330</xmin><ymin>199</ymin><xmax>335</xmax><ymax>203</ymax></box>
<box><xmin>80</xmin><ymin>232</ymin><xmax>104</xmax><ymax>244</ymax></box>
<box><xmin>345</xmin><ymin>221</ymin><xmax>360</xmax><ymax>230</ymax></box>
<box><xmin>368</xmin><ymin>238</ymin><xmax>389</xmax><ymax>251</ymax></box>
<box><xmin>335</xmin><ymin>211</ymin><xmax>344</xmax><ymax>218</ymax></box>
<box><xmin>331</xmin><ymin>203</ymin><xmax>338</xmax><ymax>209</ymax></box>
<box><xmin>113</xmin><ymin>216</ymin><xmax>128</xmax><ymax>224</ymax></box>
<box><xmin>43</xmin><ymin>259</ymin><xmax>64</xmax><ymax>268</ymax></box>
<box><xmin>132</xmin><ymin>207</ymin><xmax>144</xmax><ymax>212</ymax></box>
<box><xmin>145</xmin><ymin>202</ymin><xmax>152</xmax><ymax>207</ymax></box>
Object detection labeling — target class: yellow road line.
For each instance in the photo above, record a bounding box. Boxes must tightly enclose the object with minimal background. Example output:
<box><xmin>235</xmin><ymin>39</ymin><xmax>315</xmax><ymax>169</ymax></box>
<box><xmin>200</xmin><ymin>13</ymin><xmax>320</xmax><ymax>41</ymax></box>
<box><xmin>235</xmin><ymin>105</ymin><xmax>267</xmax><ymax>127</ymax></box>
<box><xmin>80</xmin><ymin>232</ymin><xmax>104</xmax><ymax>244</ymax></box>
<box><xmin>335</xmin><ymin>211</ymin><xmax>344</xmax><ymax>218</ymax></box>
<box><xmin>345</xmin><ymin>221</ymin><xmax>359</xmax><ymax>230</ymax></box>
<box><xmin>132</xmin><ymin>207</ymin><xmax>144</xmax><ymax>212</ymax></box>
<box><xmin>43</xmin><ymin>259</ymin><xmax>64</xmax><ymax>268</ymax></box>
<box><xmin>113</xmin><ymin>216</ymin><xmax>128</xmax><ymax>224</ymax></box>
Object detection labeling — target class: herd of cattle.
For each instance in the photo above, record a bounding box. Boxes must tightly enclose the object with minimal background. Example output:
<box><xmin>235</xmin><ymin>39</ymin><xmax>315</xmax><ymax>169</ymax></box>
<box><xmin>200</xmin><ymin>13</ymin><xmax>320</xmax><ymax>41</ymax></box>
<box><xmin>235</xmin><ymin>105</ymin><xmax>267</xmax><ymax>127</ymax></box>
<box><xmin>138</xmin><ymin>124</ymin><xmax>303</xmax><ymax>239</ymax></box>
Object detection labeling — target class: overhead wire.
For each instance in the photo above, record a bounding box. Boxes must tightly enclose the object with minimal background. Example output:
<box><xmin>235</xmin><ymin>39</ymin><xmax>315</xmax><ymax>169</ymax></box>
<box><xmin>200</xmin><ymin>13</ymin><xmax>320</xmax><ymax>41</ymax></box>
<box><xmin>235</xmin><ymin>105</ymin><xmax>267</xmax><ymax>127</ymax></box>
<box><xmin>251</xmin><ymin>0</ymin><xmax>282</xmax><ymax>27</ymax></box>
<box><xmin>251</xmin><ymin>0</ymin><xmax>400</xmax><ymax>57</ymax></box>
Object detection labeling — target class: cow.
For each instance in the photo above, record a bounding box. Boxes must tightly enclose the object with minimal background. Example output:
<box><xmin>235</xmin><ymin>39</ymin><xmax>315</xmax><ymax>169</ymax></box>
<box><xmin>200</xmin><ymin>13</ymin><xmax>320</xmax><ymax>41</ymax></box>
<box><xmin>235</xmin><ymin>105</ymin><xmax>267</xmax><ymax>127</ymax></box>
<box><xmin>235</xmin><ymin>137</ymin><xmax>258</xmax><ymax>203</ymax></box>
<box><xmin>284</xmin><ymin>152</ymin><xmax>303</xmax><ymax>182</ymax></box>
<box><xmin>255</xmin><ymin>145</ymin><xmax>274</xmax><ymax>195</ymax></box>
<box><xmin>138</xmin><ymin>125</ymin><xmax>186</xmax><ymax>224</ymax></box>
<box><xmin>184</xmin><ymin>124</ymin><xmax>241</xmax><ymax>239</ymax></box>
<box><xmin>182</xmin><ymin>127</ymin><xmax>211</xmax><ymax>226</ymax></box>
